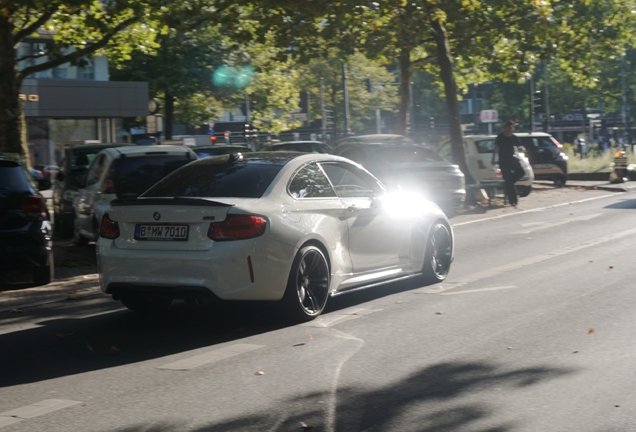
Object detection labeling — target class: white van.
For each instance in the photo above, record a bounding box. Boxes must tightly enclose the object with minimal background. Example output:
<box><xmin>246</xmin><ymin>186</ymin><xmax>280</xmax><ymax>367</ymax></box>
<box><xmin>435</xmin><ymin>135</ymin><xmax>534</xmax><ymax>197</ymax></box>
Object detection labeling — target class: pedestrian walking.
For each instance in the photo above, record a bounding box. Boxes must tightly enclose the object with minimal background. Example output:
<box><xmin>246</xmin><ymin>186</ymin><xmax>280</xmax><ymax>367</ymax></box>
<box><xmin>491</xmin><ymin>120</ymin><xmax>525</xmax><ymax>207</ymax></box>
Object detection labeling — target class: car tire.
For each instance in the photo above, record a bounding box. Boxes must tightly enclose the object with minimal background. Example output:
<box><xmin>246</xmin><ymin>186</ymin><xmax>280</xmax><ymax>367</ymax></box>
<box><xmin>516</xmin><ymin>185</ymin><xmax>532</xmax><ymax>198</ymax></box>
<box><xmin>282</xmin><ymin>245</ymin><xmax>330</xmax><ymax>322</ymax></box>
<box><xmin>120</xmin><ymin>293</ymin><xmax>172</xmax><ymax>312</ymax></box>
<box><xmin>33</xmin><ymin>265</ymin><xmax>52</xmax><ymax>286</ymax></box>
<box><xmin>421</xmin><ymin>222</ymin><xmax>453</xmax><ymax>285</ymax></box>
<box><xmin>554</xmin><ymin>175</ymin><xmax>566</xmax><ymax>188</ymax></box>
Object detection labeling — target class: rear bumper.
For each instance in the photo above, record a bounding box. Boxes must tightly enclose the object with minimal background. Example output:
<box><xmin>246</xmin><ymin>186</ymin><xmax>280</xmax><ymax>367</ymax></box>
<box><xmin>97</xmin><ymin>236</ymin><xmax>296</xmax><ymax>301</ymax></box>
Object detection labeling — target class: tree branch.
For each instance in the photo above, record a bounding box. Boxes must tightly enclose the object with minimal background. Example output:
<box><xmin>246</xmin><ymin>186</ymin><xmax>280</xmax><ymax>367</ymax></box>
<box><xmin>17</xmin><ymin>15</ymin><xmax>140</xmax><ymax>83</ymax></box>
<box><xmin>15</xmin><ymin>9</ymin><xmax>56</xmax><ymax>43</ymax></box>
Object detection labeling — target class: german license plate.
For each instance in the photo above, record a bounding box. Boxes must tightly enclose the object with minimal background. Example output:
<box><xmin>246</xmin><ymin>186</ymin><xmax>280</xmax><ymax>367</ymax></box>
<box><xmin>134</xmin><ymin>224</ymin><xmax>189</xmax><ymax>241</ymax></box>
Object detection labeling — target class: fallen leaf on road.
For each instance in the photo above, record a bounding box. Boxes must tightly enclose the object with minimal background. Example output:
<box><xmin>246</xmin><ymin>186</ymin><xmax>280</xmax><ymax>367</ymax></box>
<box><xmin>507</xmin><ymin>347</ymin><xmax>513</xmax><ymax>350</ymax></box>
<box><xmin>87</xmin><ymin>344</ymin><xmax>94</xmax><ymax>352</ymax></box>
<box><xmin>254</xmin><ymin>371</ymin><xmax>265</xmax><ymax>375</ymax></box>
<box><xmin>573</xmin><ymin>351</ymin><xmax>579</xmax><ymax>354</ymax></box>
<box><xmin>69</xmin><ymin>289</ymin><xmax>79</xmax><ymax>294</ymax></box>
<box><xmin>615</xmin><ymin>405</ymin><xmax>620</xmax><ymax>408</ymax></box>
<box><xmin>609</xmin><ymin>266</ymin><xmax>614</xmax><ymax>269</ymax></box>
<box><xmin>435</xmin><ymin>312</ymin><xmax>443</xmax><ymax>315</ymax></box>
<box><xmin>9</xmin><ymin>309</ymin><xmax>24</xmax><ymax>314</ymax></box>
<box><xmin>588</xmin><ymin>328</ymin><xmax>594</xmax><ymax>334</ymax></box>
<box><xmin>589</xmin><ymin>260</ymin><xmax>593</xmax><ymax>263</ymax></box>
<box><xmin>56</xmin><ymin>334</ymin><xmax>65</xmax><ymax>339</ymax></box>
<box><xmin>300</xmin><ymin>422</ymin><xmax>314</xmax><ymax>430</ymax></box>
<box><xmin>306</xmin><ymin>332</ymin><xmax>312</xmax><ymax>339</ymax></box>
<box><xmin>110</xmin><ymin>346</ymin><xmax>120</xmax><ymax>355</ymax></box>
<box><xmin>75</xmin><ymin>281</ymin><xmax>84</xmax><ymax>285</ymax></box>
<box><xmin>293</xmin><ymin>343</ymin><xmax>306</xmax><ymax>347</ymax></box>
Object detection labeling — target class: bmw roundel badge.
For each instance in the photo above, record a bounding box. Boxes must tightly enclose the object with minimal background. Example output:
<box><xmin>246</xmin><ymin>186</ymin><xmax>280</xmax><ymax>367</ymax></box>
<box><xmin>153</xmin><ymin>212</ymin><xmax>161</xmax><ymax>221</ymax></box>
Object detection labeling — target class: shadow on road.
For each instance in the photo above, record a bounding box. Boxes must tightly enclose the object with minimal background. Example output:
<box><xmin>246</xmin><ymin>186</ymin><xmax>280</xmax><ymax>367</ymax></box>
<box><xmin>104</xmin><ymin>360</ymin><xmax>573</xmax><ymax>431</ymax></box>
<box><xmin>0</xmin><ymin>275</ymin><xmax>430</xmax><ymax>388</ymax></box>
<box><xmin>604</xmin><ymin>198</ymin><xmax>636</xmax><ymax>209</ymax></box>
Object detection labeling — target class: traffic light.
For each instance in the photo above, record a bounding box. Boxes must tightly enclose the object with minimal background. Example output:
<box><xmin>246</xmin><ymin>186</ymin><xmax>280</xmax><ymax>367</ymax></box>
<box><xmin>429</xmin><ymin>116</ymin><xmax>435</xmax><ymax>130</ymax></box>
<box><xmin>365</xmin><ymin>77</ymin><xmax>372</xmax><ymax>93</ymax></box>
<box><xmin>244</xmin><ymin>123</ymin><xmax>252</xmax><ymax>139</ymax></box>
<box><xmin>533</xmin><ymin>90</ymin><xmax>545</xmax><ymax>113</ymax></box>
<box><xmin>324</xmin><ymin>110</ymin><xmax>334</xmax><ymax>128</ymax></box>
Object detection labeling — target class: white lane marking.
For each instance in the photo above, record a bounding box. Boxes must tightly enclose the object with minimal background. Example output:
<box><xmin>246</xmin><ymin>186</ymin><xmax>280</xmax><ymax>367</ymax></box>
<box><xmin>300</xmin><ymin>314</ymin><xmax>360</xmax><ymax>328</ymax></box>
<box><xmin>512</xmin><ymin>213</ymin><xmax>602</xmax><ymax>234</ymax></box>
<box><xmin>158</xmin><ymin>344</ymin><xmax>264</xmax><ymax>370</ymax></box>
<box><xmin>453</xmin><ymin>193</ymin><xmax>618</xmax><ymax>227</ymax></box>
<box><xmin>439</xmin><ymin>286</ymin><xmax>516</xmax><ymax>295</ymax></box>
<box><xmin>415</xmin><ymin>226</ymin><xmax>636</xmax><ymax>293</ymax></box>
<box><xmin>0</xmin><ymin>399</ymin><xmax>83</xmax><ymax>420</ymax></box>
<box><xmin>326</xmin><ymin>330</ymin><xmax>365</xmax><ymax>432</ymax></box>
<box><xmin>0</xmin><ymin>417</ymin><xmax>24</xmax><ymax>428</ymax></box>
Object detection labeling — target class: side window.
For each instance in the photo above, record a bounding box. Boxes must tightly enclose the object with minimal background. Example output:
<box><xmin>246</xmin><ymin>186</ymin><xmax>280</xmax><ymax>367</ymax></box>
<box><xmin>288</xmin><ymin>163</ymin><xmax>337</xmax><ymax>199</ymax></box>
<box><xmin>320</xmin><ymin>162</ymin><xmax>378</xmax><ymax>198</ymax></box>
<box><xmin>84</xmin><ymin>154</ymin><xmax>107</xmax><ymax>187</ymax></box>
<box><xmin>475</xmin><ymin>139</ymin><xmax>495</xmax><ymax>154</ymax></box>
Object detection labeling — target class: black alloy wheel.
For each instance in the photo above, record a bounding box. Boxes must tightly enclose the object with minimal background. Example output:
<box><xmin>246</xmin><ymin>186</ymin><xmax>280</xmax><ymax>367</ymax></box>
<box><xmin>516</xmin><ymin>185</ymin><xmax>532</xmax><ymax>198</ymax></box>
<box><xmin>283</xmin><ymin>245</ymin><xmax>330</xmax><ymax>321</ymax></box>
<box><xmin>422</xmin><ymin>223</ymin><xmax>452</xmax><ymax>284</ymax></box>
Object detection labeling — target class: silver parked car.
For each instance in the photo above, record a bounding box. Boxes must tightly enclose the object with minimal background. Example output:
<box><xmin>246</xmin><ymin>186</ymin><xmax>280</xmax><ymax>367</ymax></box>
<box><xmin>335</xmin><ymin>141</ymin><xmax>466</xmax><ymax>212</ymax></box>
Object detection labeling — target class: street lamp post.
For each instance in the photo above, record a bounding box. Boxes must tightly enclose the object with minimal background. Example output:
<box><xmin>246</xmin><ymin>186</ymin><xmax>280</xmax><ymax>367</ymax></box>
<box><xmin>342</xmin><ymin>63</ymin><xmax>352</xmax><ymax>136</ymax></box>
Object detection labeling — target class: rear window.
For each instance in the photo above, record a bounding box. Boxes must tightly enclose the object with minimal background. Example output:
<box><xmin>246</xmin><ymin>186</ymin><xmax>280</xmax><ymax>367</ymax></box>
<box><xmin>0</xmin><ymin>162</ymin><xmax>31</xmax><ymax>193</ymax></box>
<box><xmin>111</xmin><ymin>155</ymin><xmax>192</xmax><ymax>198</ymax></box>
<box><xmin>142</xmin><ymin>160</ymin><xmax>283</xmax><ymax>199</ymax></box>
<box><xmin>375</xmin><ymin>146</ymin><xmax>445</xmax><ymax>163</ymax></box>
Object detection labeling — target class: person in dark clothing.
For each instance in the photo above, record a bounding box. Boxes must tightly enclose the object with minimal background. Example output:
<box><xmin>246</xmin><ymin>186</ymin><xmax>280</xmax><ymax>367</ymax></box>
<box><xmin>491</xmin><ymin>121</ymin><xmax>524</xmax><ymax>207</ymax></box>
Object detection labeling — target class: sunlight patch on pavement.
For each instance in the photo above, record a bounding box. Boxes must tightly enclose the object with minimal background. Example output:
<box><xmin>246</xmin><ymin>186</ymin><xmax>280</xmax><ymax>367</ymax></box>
<box><xmin>439</xmin><ymin>286</ymin><xmax>517</xmax><ymax>295</ymax></box>
<box><xmin>158</xmin><ymin>343</ymin><xmax>264</xmax><ymax>371</ymax></box>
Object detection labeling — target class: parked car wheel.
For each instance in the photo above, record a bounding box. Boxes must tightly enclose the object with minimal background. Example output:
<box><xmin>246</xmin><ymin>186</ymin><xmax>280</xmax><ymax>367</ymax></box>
<box><xmin>282</xmin><ymin>245</ymin><xmax>330</xmax><ymax>322</ymax></box>
<box><xmin>554</xmin><ymin>175</ymin><xmax>566</xmax><ymax>188</ymax></box>
<box><xmin>120</xmin><ymin>293</ymin><xmax>172</xmax><ymax>312</ymax></box>
<box><xmin>516</xmin><ymin>185</ymin><xmax>532</xmax><ymax>197</ymax></box>
<box><xmin>33</xmin><ymin>265</ymin><xmax>52</xmax><ymax>286</ymax></box>
<box><xmin>422</xmin><ymin>223</ymin><xmax>452</xmax><ymax>284</ymax></box>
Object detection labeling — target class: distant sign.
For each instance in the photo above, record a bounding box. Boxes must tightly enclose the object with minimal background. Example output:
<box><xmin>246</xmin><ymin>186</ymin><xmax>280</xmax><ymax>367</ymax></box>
<box><xmin>479</xmin><ymin>110</ymin><xmax>499</xmax><ymax>123</ymax></box>
<box><xmin>224</xmin><ymin>131</ymin><xmax>231</xmax><ymax>139</ymax></box>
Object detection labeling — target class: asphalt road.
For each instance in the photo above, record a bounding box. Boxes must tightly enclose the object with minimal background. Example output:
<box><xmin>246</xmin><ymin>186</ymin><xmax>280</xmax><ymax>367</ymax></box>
<box><xmin>1</xmin><ymin>188</ymin><xmax>636</xmax><ymax>431</ymax></box>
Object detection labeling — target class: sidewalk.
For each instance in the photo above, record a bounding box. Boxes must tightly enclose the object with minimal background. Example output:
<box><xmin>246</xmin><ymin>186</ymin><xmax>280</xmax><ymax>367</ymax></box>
<box><xmin>533</xmin><ymin>179</ymin><xmax>636</xmax><ymax>192</ymax></box>
<box><xmin>0</xmin><ymin>274</ymin><xmax>100</xmax><ymax>313</ymax></box>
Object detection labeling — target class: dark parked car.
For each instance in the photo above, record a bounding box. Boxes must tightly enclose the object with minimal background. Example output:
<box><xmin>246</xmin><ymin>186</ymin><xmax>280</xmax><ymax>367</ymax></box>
<box><xmin>192</xmin><ymin>145</ymin><xmax>252</xmax><ymax>159</ymax></box>
<box><xmin>53</xmin><ymin>143</ymin><xmax>133</xmax><ymax>237</ymax></box>
<box><xmin>263</xmin><ymin>140</ymin><xmax>332</xmax><ymax>154</ymax></box>
<box><xmin>336</xmin><ymin>141</ymin><xmax>466</xmax><ymax>212</ymax></box>
<box><xmin>0</xmin><ymin>155</ymin><xmax>53</xmax><ymax>286</ymax></box>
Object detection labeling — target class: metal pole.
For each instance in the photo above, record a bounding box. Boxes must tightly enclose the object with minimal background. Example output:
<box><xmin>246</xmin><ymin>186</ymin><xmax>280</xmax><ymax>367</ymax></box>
<box><xmin>409</xmin><ymin>82</ymin><xmax>415</xmax><ymax>137</ymax></box>
<box><xmin>529</xmin><ymin>75</ymin><xmax>535</xmax><ymax>132</ymax></box>
<box><xmin>543</xmin><ymin>60</ymin><xmax>550</xmax><ymax>133</ymax></box>
<box><xmin>245</xmin><ymin>92</ymin><xmax>251</xmax><ymax>123</ymax></box>
<box><xmin>621</xmin><ymin>54</ymin><xmax>630</xmax><ymax>143</ymax></box>
<box><xmin>376</xmin><ymin>109</ymin><xmax>381</xmax><ymax>134</ymax></box>
<box><xmin>320</xmin><ymin>77</ymin><xmax>326</xmax><ymax>139</ymax></box>
<box><xmin>342</xmin><ymin>63</ymin><xmax>351</xmax><ymax>136</ymax></box>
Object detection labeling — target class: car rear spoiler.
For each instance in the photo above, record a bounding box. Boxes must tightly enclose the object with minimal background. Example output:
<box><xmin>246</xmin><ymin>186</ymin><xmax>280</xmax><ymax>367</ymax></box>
<box><xmin>111</xmin><ymin>197</ymin><xmax>234</xmax><ymax>207</ymax></box>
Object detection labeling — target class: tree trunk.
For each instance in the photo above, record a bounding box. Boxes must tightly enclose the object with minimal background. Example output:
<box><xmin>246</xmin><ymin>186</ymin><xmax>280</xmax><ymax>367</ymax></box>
<box><xmin>165</xmin><ymin>92</ymin><xmax>174</xmax><ymax>140</ymax></box>
<box><xmin>0</xmin><ymin>15</ymin><xmax>27</xmax><ymax>161</ymax></box>
<box><xmin>397</xmin><ymin>48</ymin><xmax>412</xmax><ymax>136</ymax></box>
<box><xmin>431</xmin><ymin>18</ymin><xmax>474</xmax><ymax>189</ymax></box>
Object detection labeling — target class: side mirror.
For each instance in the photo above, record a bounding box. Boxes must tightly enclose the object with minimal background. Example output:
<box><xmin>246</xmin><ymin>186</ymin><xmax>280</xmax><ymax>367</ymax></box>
<box><xmin>38</xmin><ymin>179</ymin><xmax>52</xmax><ymax>191</ymax></box>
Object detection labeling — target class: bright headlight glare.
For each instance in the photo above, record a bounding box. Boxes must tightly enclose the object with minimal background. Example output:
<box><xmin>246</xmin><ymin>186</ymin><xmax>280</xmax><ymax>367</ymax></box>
<box><xmin>380</xmin><ymin>191</ymin><xmax>437</xmax><ymax>218</ymax></box>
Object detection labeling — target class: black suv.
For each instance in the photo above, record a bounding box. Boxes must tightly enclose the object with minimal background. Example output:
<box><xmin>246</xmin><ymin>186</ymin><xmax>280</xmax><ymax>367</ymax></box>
<box><xmin>0</xmin><ymin>155</ymin><xmax>53</xmax><ymax>286</ymax></box>
<box><xmin>53</xmin><ymin>143</ymin><xmax>132</xmax><ymax>236</ymax></box>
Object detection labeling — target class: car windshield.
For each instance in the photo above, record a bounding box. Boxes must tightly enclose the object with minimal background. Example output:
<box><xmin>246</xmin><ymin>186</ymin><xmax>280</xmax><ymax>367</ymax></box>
<box><xmin>375</xmin><ymin>146</ymin><xmax>445</xmax><ymax>163</ymax></box>
<box><xmin>111</xmin><ymin>155</ymin><xmax>193</xmax><ymax>198</ymax></box>
<box><xmin>142</xmin><ymin>159</ymin><xmax>283</xmax><ymax>199</ymax></box>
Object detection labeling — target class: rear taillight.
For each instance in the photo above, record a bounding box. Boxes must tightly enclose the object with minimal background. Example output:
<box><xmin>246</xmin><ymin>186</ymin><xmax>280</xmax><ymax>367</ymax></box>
<box><xmin>21</xmin><ymin>195</ymin><xmax>47</xmax><ymax>218</ymax></box>
<box><xmin>100</xmin><ymin>213</ymin><xmax>120</xmax><ymax>239</ymax></box>
<box><xmin>207</xmin><ymin>215</ymin><xmax>266</xmax><ymax>241</ymax></box>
